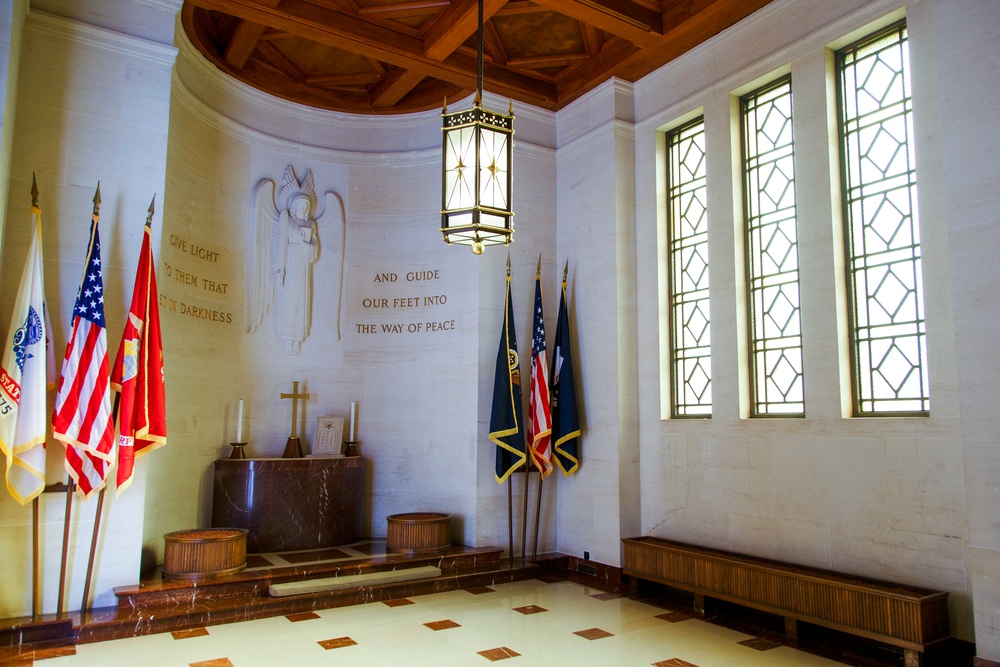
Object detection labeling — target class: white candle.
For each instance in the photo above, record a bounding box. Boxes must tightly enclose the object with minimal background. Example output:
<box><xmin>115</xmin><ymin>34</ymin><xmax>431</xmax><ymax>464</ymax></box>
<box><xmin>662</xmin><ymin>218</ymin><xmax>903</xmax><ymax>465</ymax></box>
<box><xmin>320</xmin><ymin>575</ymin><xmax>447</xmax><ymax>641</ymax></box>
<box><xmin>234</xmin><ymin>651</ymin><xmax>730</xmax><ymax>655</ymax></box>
<box><xmin>350</xmin><ymin>401</ymin><xmax>357</xmax><ymax>441</ymax></box>
<box><xmin>236</xmin><ymin>399</ymin><xmax>244</xmax><ymax>442</ymax></box>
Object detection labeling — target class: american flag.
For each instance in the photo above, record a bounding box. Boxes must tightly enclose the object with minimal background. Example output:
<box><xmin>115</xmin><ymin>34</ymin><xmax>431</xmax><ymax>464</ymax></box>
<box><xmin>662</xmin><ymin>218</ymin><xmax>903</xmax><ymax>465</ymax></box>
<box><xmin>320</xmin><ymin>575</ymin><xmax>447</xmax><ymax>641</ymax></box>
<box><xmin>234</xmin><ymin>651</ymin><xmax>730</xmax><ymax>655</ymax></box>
<box><xmin>527</xmin><ymin>273</ymin><xmax>553</xmax><ymax>478</ymax></box>
<box><xmin>53</xmin><ymin>215</ymin><xmax>115</xmax><ymax>500</ymax></box>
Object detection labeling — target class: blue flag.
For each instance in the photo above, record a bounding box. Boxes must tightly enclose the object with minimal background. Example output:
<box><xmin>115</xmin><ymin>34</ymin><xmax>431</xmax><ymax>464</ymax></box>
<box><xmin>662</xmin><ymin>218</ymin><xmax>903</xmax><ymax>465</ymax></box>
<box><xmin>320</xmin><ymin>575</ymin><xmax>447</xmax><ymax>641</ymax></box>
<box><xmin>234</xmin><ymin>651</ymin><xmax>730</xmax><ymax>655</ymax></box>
<box><xmin>550</xmin><ymin>267</ymin><xmax>580</xmax><ymax>475</ymax></box>
<box><xmin>489</xmin><ymin>270</ymin><xmax>526</xmax><ymax>484</ymax></box>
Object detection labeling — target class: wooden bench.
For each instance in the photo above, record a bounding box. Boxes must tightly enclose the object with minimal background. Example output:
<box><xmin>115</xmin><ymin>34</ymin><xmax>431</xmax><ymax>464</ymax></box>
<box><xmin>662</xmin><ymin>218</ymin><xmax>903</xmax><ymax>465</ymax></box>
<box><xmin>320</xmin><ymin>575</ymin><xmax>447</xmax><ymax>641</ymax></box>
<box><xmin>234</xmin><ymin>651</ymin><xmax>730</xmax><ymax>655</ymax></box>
<box><xmin>623</xmin><ymin>536</ymin><xmax>950</xmax><ymax>666</ymax></box>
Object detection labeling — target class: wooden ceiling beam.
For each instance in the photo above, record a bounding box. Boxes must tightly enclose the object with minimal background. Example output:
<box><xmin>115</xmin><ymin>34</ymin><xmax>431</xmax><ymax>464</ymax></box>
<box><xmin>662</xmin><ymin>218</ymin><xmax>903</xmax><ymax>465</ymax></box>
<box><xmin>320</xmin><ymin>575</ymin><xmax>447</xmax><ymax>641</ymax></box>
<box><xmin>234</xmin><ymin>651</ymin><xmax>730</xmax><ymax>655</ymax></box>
<box><xmin>222</xmin><ymin>0</ymin><xmax>282</xmax><ymax>69</ymax></box>
<box><xmin>255</xmin><ymin>40</ymin><xmax>304</xmax><ymax>80</ymax></box>
<box><xmin>188</xmin><ymin>0</ymin><xmax>556</xmax><ymax>104</ymax></box>
<box><xmin>306</xmin><ymin>72</ymin><xmax>383</xmax><ymax>86</ymax></box>
<box><xmin>616</xmin><ymin>0</ymin><xmax>774</xmax><ymax>80</ymax></box>
<box><xmin>581</xmin><ymin>22</ymin><xmax>604</xmax><ymax>57</ymax></box>
<box><xmin>370</xmin><ymin>68</ymin><xmax>427</xmax><ymax>107</ymax></box>
<box><xmin>482</xmin><ymin>21</ymin><xmax>508</xmax><ymax>65</ymax></box>
<box><xmin>529</xmin><ymin>0</ymin><xmax>661</xmax><ymax>46</ymax></box>
<box><xmin>555</xmin><ymin>0</ymin><xmax>770</xmax><ymax>107</ymax></box>
<box><xmin>422</xmin><ymin>0</ymin><xmax>508</xmax><ymax>61</ymax></box>
<box><xmin>358</xmin><ymin>0</ymin><xmax>449</xmax><ymax>18</ymax></box>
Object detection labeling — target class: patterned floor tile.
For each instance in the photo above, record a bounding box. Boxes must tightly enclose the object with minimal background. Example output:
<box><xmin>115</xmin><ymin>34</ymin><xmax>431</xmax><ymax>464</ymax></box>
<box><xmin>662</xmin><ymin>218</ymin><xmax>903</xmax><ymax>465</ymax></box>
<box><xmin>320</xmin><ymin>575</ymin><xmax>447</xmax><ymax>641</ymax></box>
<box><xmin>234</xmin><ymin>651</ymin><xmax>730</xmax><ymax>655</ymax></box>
<box><xmin>425</xmin><ymin>620</ymin><xmax>461</xmax><ymax>631</ymax></box>
<box><xmin>464</xmin><ymin>586</ymin><xmax>496</xmax><ymax>595</ymax></box>
<box><xmin>738</xmin><ymin>636</ymin><xmax>782</xmax><ymax>651</ymax></box>
<box><xmin>285</xmin><ymin>612</ymin><xmax>320</xmax><ymax>622</ymax></box>
<box><xmin>172</xmin><ymin>628</ymin><xmax>209</xmax><ymax>640</ymax></box>
<box><xmin>189</xmin><ymin>659</ymin><xmax>233</xmax><ymax>667</ymax></box>
<box><xmin>477</xmin><ymin>646</ymin><xmax>520</xmax><ymax>661</ymax></box>
<box><xmin>653</xmin><ymin>659</ymin><xmax>700</xmax><ymax>667</ymax></box>
<box><xmin>318</xmin><ymin>637</ymin><xmax>358</xmax><ymax>650</ymax></box>
<box><xmin>382</xmin><ymin>598</ymin><xmax>414</xmax><ymax>607</ymax></box>
<box><xmin>513</xmin><ymin>605</ymin><xmax>547</xmax><ymax>615</ymax></box>
<box><xmin>654</xmin><ymin>612</ymin><xmax>692</xmax><ymax>623</ymax></box>
<box><xmin>574</xmin><ymin>628</ymin><xmax>614</xmax><ymax>640</ymax></box>
<box><xmin>590</xmin><ymin>592</ymin><xmax>622</xmax><ymax>601</ymax></box>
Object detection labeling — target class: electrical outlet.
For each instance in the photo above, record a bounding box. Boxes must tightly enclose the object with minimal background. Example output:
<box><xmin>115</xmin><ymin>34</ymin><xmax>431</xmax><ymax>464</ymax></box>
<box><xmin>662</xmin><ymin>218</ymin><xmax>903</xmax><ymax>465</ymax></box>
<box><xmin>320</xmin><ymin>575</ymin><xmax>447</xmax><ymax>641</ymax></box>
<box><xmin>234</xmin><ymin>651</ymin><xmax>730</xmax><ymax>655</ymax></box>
<box><xmin>583</xmin><ymin>550</ymin><xmax>591</xmax><ymax>560</ymax></box>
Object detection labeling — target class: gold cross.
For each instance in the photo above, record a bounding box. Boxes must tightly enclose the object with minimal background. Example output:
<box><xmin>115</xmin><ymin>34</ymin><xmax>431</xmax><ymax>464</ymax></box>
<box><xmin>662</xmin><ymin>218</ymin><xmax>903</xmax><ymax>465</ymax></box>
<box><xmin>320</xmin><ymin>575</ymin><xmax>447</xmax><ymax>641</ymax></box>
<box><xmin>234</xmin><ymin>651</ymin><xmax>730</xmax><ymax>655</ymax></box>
<box><xmin>280</xmin><ymin>381</ymin><xmax>310</xmax><ymax>438</ymax></box>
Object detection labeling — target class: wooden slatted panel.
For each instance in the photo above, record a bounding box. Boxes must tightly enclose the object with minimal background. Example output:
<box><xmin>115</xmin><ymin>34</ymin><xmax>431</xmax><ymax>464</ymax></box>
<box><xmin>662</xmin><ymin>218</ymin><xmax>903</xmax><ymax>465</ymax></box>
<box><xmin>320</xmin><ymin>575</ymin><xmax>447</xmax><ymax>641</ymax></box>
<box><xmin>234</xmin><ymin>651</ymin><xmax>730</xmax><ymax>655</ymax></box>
<box><xmin>622</xmin><ymin>536</ymin><xmax>949</xmax><ymax>650</ymax></box>
<box><xmin>163</xmin><ymin>529</ymin><xmax>248</xmax><ymax>579</ymax></box>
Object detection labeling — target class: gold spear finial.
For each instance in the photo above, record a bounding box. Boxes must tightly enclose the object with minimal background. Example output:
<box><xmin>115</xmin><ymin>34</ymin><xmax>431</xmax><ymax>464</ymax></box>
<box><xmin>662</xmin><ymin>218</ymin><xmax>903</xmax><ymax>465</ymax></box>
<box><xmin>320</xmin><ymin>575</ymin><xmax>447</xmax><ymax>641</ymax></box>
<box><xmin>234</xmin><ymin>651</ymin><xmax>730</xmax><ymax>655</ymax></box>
<box><xmin>536</xmin><ymin>253</ymin><xmax>541</xmax><ymax>279</ymax></box>
<box><xmin>146</xmin><ymin>195</ymin><xmax>156</xmax><ymax>226</ymax></box>
<box><xmin>92</xmin><ymin>182</ymin><xmax>101</xmax><ymax>216</ymax></box>
<box><xmin>30</xmin><ymin>173</ymin><xmax>38</xmax><ymax>208</ymax></box>
<box><xmin>562</xmin><ymin>259</ymin><xmax>568</xmax><ymax>283</ymax></box>
<box><xmin>506</xmin><ymin>250</ymin><xmax>511</xmax><ymax>278</ymax></box>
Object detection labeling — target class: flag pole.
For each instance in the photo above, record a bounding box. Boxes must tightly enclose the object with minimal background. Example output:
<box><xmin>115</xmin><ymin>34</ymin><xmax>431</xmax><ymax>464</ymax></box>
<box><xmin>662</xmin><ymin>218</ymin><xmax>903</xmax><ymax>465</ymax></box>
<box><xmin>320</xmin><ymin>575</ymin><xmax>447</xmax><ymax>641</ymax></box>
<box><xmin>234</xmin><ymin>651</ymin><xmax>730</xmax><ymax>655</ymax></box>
<box><xmin>79</xmin><ymin>184</ymin><xmax>108</xmax><ymax>614</ymax></box>
<box><xmin>56</xmin><ymin>479</ymin><xmax>74</xmax><ymax>615</ymax></box>
<box><xmin>81</xmin><ymin>395</ymin><xmax>116</xmax><ymax>613</ymax></box>
<box><xmin>532</xmin><ymin>254</ymin><xmax>554</xmax><ymax>559</ymax></box>
<box><xmin>520</xmin><ymin>255</ymin><xmax>543</xmax><ymax>562</ymax></box>
<box><xmin>32</xmin><ymin>497</ymin><xmax>40</xmax><ymax>618</ymax></box>
<box><xmin>506</xmin><ymin>253</ymin><xmax>515</xmax><ymax>565</ymax></box>
<box><xmin>507</xmin><ymin>478</ymin><xmax>514</xmax><ymax>565</ymax></box>
<box><xmin>29</xmin><ymin>175</ymin><xmax>41</xmax><ymax>620</ymax></box>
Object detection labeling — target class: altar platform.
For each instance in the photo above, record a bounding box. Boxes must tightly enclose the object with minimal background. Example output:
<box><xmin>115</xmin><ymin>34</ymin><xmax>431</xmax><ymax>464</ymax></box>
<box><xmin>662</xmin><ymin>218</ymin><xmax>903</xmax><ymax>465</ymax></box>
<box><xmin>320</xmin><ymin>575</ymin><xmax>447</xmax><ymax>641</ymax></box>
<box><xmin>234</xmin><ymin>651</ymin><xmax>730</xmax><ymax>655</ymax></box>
<box><xmin>0</xmin><ymin>540</ymin><xmax>541</xmax><ymax>655</ymax></box>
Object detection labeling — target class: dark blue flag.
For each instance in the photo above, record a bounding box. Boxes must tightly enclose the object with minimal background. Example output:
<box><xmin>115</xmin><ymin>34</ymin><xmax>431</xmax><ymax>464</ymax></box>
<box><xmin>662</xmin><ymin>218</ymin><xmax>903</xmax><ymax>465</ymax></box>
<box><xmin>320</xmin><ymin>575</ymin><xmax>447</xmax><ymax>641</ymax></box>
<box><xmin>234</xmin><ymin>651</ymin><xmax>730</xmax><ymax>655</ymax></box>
<box><xmin>489</xmin><ymin>269</ymin><xmax>526</xmax><ymax>484</ymax></box>
<box><xmin>550</xmin><ymin>266</ymin><xmax>580</xmax><ymax>475</ymax></box>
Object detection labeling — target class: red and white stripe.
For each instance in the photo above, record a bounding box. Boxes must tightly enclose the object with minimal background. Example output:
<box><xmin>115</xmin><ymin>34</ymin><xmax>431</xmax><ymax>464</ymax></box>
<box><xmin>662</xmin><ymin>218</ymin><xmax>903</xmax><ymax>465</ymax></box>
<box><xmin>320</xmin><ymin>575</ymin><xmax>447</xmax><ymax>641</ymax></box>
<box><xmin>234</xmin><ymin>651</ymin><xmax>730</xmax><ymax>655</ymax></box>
<box><xmin>53</xmin><ymin>316</ymin><xmax>114</xmax><ymax>498</ymax></box>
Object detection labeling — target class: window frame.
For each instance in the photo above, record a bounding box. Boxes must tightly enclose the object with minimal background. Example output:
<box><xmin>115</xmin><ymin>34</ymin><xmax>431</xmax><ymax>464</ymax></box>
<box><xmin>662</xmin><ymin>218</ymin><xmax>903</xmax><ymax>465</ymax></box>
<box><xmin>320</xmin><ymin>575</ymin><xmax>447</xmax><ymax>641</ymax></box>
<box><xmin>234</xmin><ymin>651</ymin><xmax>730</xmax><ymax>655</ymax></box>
<box><xmin>835</xmin><ymin>19</ymin><xmax>930</xmax><ymax>417</ymax></box>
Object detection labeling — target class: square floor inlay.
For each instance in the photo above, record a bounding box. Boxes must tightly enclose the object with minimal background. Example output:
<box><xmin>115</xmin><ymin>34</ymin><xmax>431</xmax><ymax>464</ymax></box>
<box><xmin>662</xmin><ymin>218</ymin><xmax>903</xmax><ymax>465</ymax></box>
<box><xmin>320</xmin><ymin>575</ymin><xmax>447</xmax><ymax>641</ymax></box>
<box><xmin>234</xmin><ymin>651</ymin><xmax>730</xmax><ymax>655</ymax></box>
<box><xmin>189</xmin><ymin>659</ymin><xmax>233</xmax><ymax>667</ymax></box>
<box><xmin>513</xmin><ymin>605</ymin><xmax>547</xmax><ymax>615</ymax></box>
<box><xmin>318</xmin><ymin>637</ymin><xmax>357</xmax><ymax>650</ymax></box>
<box><xmin>425</xmin><ymin>619</ymin><xmax>461</xmax><ymax>631</ymax></box>
<box><xmin>655</xmin><ymin>612</ymin><xmax>692</xmax><ymax>623</ymax></box>
<box><xmin>574</xmin><ymin>628</ymin><xmax>613</xmax><ymax>640</ymax></box>
<box><xmin>465</xmin><ymin>586</ymin><xmax>496</xmax><ymax>595</ymax></box>
<box><xmin>589</xmin><ymin>592</ymin><xmax>621</xmax><ymax>601</ymax></box>
<box><xmin>382</xmin><ymin>598</ymin><xmax>414</xmax><ymax>607</ymax></box>
<box><xmin>653</xmin><ymin>659</ymin><xmax>700</xmax><ymax>667</ymax></box>
<box><xmin>172</xmin><ymin>628</ymin><xmax>209</xmax><ymax>640</ymax></box>
<box><xmin>477</xmin><ymin>646</ymin><xmax>520</xmax><ymax>661</ymax></box>
<box><xmin>737</xmin><ymin>637</ymin><xmax>782</xmax><ymax>651</ymax></box>
<box><xmin>286</xmin><ymin>612</ymin><xmax>320</xmax><ymax>622</ymax></box>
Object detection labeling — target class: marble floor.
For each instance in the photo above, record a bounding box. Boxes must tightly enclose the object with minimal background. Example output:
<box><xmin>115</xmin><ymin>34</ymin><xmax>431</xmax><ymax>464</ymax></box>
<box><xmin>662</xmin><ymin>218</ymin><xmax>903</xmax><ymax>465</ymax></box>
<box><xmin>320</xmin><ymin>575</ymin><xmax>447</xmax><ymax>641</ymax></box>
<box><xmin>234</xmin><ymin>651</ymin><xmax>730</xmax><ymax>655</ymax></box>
<box><xmin>10</xmin><ymin>578</ymin><xmax>927</xmax><ymax>667</ymax></box>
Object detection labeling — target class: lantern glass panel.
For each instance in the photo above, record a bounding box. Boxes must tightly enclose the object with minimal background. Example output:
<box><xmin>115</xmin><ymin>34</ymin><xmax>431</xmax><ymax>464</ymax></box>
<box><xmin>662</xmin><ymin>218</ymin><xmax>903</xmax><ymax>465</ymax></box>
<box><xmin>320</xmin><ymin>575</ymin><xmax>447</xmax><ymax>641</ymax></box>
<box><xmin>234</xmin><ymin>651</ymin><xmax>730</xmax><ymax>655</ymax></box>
<box><xmin>444</xmin><ymin>125</ymin><xmax>476</xmax><ymax>212</ymax></box>
<box><xmin>479</xmin><ymin>127</ymin><xmax>509</xmax><ymax>210</ymax></box>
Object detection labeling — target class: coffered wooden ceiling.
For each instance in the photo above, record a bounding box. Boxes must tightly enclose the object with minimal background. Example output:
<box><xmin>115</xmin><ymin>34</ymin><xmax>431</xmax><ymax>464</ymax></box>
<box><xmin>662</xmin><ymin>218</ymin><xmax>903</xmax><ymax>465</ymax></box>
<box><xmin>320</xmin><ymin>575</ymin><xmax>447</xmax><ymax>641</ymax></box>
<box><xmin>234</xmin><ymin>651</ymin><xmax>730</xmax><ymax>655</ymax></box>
<box><xmin>181</xmin><ymin>0</ymin><xmax>773</xmax><ymax>114</ymax></box>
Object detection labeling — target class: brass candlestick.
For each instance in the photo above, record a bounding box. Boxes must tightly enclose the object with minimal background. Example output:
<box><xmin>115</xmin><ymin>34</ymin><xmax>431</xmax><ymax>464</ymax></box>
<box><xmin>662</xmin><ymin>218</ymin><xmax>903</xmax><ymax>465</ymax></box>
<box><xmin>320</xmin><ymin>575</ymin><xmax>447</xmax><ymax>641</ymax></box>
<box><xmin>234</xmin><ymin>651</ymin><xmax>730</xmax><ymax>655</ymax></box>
<box><xmin>283</xmin><ymin>436</ymin><xmax>303</xmax><ymax>458</ymax></box>
<box><xmin>344</xmin><ymin>441</ymin><xmax>359</xmax><ymax>457</ymax></box>
<box><xmin>280</xmin><ymin>381</ymin><xmax>310</xmax><ymax>459</ymax></box>
<box><xmin>229</xmin><ymin>442</ymin><xmax>248</xmax><ymax>459</ymax></box>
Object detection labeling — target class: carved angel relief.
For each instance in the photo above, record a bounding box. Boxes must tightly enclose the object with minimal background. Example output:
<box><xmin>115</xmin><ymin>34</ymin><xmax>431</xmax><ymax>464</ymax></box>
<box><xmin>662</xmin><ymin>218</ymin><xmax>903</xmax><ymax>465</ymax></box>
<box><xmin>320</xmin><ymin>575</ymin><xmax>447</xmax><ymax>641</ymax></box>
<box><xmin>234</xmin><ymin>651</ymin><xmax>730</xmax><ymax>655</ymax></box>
<box><xmin>245</xmin><ymin>165</ymin><xmax>345</xmax><ymax>355</ymax></box>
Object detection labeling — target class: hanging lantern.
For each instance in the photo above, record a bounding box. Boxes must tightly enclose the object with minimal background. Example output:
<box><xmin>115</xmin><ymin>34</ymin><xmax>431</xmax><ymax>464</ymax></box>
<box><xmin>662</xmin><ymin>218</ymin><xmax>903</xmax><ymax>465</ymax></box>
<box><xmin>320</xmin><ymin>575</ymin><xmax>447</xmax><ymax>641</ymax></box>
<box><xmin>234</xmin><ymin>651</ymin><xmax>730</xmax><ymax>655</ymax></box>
<box><xmin>440</xmin><ymin>0</ymin><xmax>514</xmax><ymax>255</ymax></box>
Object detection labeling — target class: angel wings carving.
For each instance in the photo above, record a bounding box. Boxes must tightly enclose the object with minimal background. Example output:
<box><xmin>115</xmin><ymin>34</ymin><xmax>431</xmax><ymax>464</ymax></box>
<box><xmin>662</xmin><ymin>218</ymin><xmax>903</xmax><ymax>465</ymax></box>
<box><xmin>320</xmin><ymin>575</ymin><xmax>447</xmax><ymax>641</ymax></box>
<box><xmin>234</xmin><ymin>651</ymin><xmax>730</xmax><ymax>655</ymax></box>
<box><xmin>245</xmin><ymin>165</ymin><xmax>345</xmax><ymax>355</ymax></box>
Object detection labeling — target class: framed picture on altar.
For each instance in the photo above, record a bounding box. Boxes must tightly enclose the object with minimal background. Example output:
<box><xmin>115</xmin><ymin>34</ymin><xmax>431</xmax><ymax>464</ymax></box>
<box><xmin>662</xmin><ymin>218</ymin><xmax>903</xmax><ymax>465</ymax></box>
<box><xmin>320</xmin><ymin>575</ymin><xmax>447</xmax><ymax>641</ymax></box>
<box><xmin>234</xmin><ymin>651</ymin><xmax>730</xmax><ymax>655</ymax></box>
<box><xmin>312</xmin><ymin>416</ymin><xmax>344</xmax><ymax>456</ymax></box>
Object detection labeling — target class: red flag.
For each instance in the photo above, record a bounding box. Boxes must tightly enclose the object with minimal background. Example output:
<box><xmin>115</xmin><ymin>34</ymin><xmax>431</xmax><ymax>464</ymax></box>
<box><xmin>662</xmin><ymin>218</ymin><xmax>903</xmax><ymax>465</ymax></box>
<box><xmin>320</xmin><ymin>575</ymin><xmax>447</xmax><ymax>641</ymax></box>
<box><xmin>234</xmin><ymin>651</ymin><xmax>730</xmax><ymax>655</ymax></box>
<box><xmin>111</xmin><ymin>216</ymin><xmax>166</xmax><ymax>494</ymax></box>
<box><xmin>527</xmin><ymin>270</ymin><xmax>552</xmax><ymax>478</ymax></box>
<box><xmin>53</xmin><ymin>213</ymin><xmax>114</xmax><ymax>499</ymax></box>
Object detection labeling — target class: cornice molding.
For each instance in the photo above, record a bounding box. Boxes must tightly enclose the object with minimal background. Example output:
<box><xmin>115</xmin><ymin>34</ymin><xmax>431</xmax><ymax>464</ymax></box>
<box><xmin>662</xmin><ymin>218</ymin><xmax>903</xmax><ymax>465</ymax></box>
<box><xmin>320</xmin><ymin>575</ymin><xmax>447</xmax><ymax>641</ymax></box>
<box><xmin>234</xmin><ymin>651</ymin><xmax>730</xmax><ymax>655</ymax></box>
<box><xmin>26</xmin><ymin>10</ymin><xmax>177</xmax><ymax>65</ymax></box>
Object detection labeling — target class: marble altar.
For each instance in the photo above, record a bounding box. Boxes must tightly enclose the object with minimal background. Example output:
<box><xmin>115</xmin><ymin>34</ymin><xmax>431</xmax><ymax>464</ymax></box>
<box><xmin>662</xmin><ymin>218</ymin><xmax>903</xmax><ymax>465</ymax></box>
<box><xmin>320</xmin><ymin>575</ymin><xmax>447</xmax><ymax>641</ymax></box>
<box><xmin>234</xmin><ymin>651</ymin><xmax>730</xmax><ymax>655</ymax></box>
<box><xmin>212</xmin><ymin>457</ymin><xmax>364</xmax><ymax>553</ymax></box>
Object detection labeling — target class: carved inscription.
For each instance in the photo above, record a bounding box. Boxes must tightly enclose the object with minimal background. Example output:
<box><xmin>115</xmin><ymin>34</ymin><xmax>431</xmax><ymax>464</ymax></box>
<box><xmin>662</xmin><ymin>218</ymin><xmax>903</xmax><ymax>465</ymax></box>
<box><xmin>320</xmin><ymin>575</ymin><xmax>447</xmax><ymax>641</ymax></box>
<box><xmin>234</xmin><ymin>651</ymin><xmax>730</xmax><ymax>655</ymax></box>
<box><xmin>159</xmin><ymin>233</ymin><xmax>235</xmax><ymax>325</ymax></box>
<box><xmin>353</xmin><ymin>268</ymin><xmax>456</xmax><ymax>335</ymax></box>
